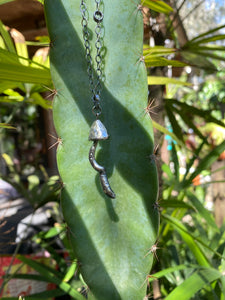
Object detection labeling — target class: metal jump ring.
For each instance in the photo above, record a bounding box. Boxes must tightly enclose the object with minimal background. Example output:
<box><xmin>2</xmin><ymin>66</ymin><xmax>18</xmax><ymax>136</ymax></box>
<box><xmin>93</xmin><ymin>11</ymin><xmax>103</xmax><ymax>23</ymax></box>
<box><xmin>92</xmin><ymin>105</ymin><xmax>102</xmax><ymax>117</ymax></box>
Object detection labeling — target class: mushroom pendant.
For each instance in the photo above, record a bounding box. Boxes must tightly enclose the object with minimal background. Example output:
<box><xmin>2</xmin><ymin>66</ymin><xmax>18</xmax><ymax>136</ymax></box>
<box><xmin>89</xmin><ymin>120</ymin><xmax>116</xmax><ymax>199</ymax></box>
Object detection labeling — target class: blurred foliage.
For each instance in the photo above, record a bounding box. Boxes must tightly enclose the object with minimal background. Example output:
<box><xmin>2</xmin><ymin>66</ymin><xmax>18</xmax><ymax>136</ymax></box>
<box><xmin>0</xmin><ymin>0</ymin><xmax>225</xmax><ymax>299</ymax></box>
<box><xmin>1</xmin><ymin>153</ymin><xmax>61</xmax><ymax>209</ymax></box>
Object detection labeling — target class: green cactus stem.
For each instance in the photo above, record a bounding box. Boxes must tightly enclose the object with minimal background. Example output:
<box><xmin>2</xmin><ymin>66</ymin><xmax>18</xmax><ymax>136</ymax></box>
<box><xmin>44</xmin><ymin>0</ymin><xmax>159</xmax><ymax>299</ymax></box>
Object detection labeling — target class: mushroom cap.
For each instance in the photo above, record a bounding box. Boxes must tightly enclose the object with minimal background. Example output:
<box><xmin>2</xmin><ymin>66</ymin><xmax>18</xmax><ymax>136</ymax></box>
<box><xmin>89</xmin><ymin>120</ymin><xmax>109</xmax><ymax>141</ymax></box>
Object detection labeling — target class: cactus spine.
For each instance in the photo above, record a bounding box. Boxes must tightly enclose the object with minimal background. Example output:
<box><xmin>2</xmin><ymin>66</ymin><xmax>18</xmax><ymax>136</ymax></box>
<box><xmin>44</xmin><ymin>0</ymin><xmax>159</xmax><ymax>299</ymax></box>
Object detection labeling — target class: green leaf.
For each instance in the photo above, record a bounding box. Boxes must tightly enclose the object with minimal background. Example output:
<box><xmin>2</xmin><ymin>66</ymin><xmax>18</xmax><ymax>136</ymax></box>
<box><xmin>169</xmin><ymin>99</ymin><xmax>225</xmax><ymax>128</ymax></box>
<box><xmin>0</xmin><ymin>0</ymin><xmax>15</xmax><ymax>4</ymax></box>
<box><xmin>17</xmin><ymin>255</ymin><xmax>86</xmax><ymax>300</ymax></box>
<box><xmin>162</xmin><ymin>214</ymin><xmax>211</xmax><ymax>267</ymax></box>
<box><xmin>4</xmin><ymin>273</ymin><xmax>49</xmax><ymax>282</ymax></box>
<box><xmin>165</xmin><ymin>102</ymin><xmax>184</xmax><ymax>143</ymax></box>
<box><xmin>0</xmin><ymin>35</ymin><xmax>6</xmax><ymax>49</ymax></box>
<box><xmin>183</xmin><ymin>140</ymin><xmax>225</xmax><ymax>187</ymax></box>
<box><xmin>1</xmin><ymin>289</ymin><xmax>66</xmax><ymax>300</ymax></box>
<box><xmin>0</xmin><ymin>62</ymin><xmax>51</xmax><ymax>84</ymax></box>
<box><xmin>173</xmin><ymin>106</ymin><xmax>207</xmax><ymax>142</ymax></box>
<box><xmin>171</xmin><ymin>143</ymin><xmax>179</xmax><ymax>179</ymax></box>
<box><xmin>35</xmin><ymin>226</ymin><xmax>63</xmax><ymax>240</ymax></box>
<box><xmin>187</xmin><ymin>191</ymin><xmax>218</xmax><ymax>231</ymax></box>
<box><xmin>152</xmin><ymin>120</ymin><xmax>185</xmax><ymax>148</ymax></box>
<box><xmin>162</xmin><ymin>163</ymin><xmax>174</xmax><ymax>181</ymax></box>
<box><xmin>181</xmin><ymin>51</ymin><xmax>217</xmax><ymax>71</ymax></box>
<box><xmin>143</xmin><ymin>0</ymin><xmax>173</xmax><ymax>14</ymax></box>
<box><xmin>220</xmin><ymin>246</ymin><xmax>225</xmax><ymax>296</ymax></box>
<box><xmin>188</xmin><ymin>24</ymin><xmax>225</xmax><ymax>44</ymax></box>
<box><xmin>0</xmin><ymin>47</ymin><xmax>49</xmax><ymax>68</ymax></box>
<box><xmin>160</xmin><ymin>199</ymin><xmax>195</xmax><ymax>210</ymax></box>
<box><xmin>183</xmin><ymin>139</ymin><xmax>207</xmax><ymax>181</ymax></box>
<box><xmin>145</xmin><ymin>56</ymin><xmax>186</xmax><ymax>67</ymax></box>
<box><xmin>165</xmin><ymin>268</ymin><xmax>221</xmax><ymax>300</ymax></box>
<box><xmin>3</xmin><ymin>88</ymin><xmax>24</xmax><ymax>99</ymax></box>
<box><xmin>143</xmin><ymin>46</ymin><xmax>176</xmax><ymax>56</ymax></box>
<box><xmin>148</xmin><ymin>264</ymin><xmax>205</xmax><ymax>282</ymax></box>
<box><xmin>0</xmin><ymin>122</ymin><xmax>16</xmax><ymax>129</ymax></box>
<box><xmin>31</xmin><ymin>47</ymin><xmax>50</xmax><ymax>68</ymax></box>
<box><xmin>189</xmin><ymin>50</ymin><xmax>225</xmax><ymax>63</ymax></box>
<box><xmin>189</xmin><ymin>35</ymin><xmax>225</xmax><ymax>46</ymax></box>
<box><xmin>63</xmin><ymin>261</ymin><xmax>78</xmax><ymax>283</ymax></box>
<box><xmin>0</xmin><ymin>80</ymin><xmax>25</xmax><ymax>93</ymax></box>
<box><xmin>188</xmin><ymin>45</ymin><xmax>225</xmax><ymax>52</ymax></box>
<box><xmin>30</xmin><ymin>92</ymin><xmax>52</xmax><ymax>109</ymax></box>
<box><xmin>148</xmin><ymin>76</ymin><xmax>191</xmax><ymax>86</ymax></box>
<box><xmin>0</xmin><ymin>20</ymin><xmax>16</xmax><ymax>53</ymax></box>
<box><xmin>10</xmin><ymin>28</ymin><xmax>29</xmax><ymax>66</ymax></box>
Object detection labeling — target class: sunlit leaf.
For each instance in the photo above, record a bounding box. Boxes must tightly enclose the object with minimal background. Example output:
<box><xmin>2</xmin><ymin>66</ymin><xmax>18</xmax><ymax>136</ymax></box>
<box><xmin>145</xmin><ymin>56</ymin><xmax>186</xmax><ymax>67</ymax></box>
<box><xmin>148</xmin><ymin>264</ymin><xmax>207</xmax><ymax>282</ymax></box>
<box><xmin>17</xmin><ymin>255</ymin><xmax>86</xmax><ymax>300</ymax></box>
<box><xmin>0</xmin><ymin>81</ymin><xmax>25</xmax><ymax>93</ymax></box>
<box><xmin>189</xmin><ymin>35</ymin><xmax>225</xmax><ymax>46</ymax></box>
<box><xmin>30</xmin><ymin>92</ymin><xmax>52</xmax><ymax>109</ymax></box>
<box><xmin>0</xmin><ymin>20</ymin><xmax>16</xmax><ymax>53</ymax></box>
<box><xmin>31</xmin><ymin>47</ymin><xmax>50</xmax><ymax>69</ymax></box>
<box><xmin>10</xmin><ymin>28</ymin><xmax>29</xmax><ymax>66</ymax></box>
<box><xmin>162</xmin><ymin>214</ymin><xmax>211</xmax><ymax>267</ymax></box>
<box><xmin>163</xmin><ymin>214</ymin><xmax>223</xmax><ymax>259</ymax></box>
<box><xmin>160</xmin><ymin>199</ymin><xmax>195</xmax><ymax>210</ymax></box>
<box><xmin>0</xmin><ymin>35</ymin><xmax>6</xmax><ymax>49</ymax></box>
<box><xmin>188</xmin><ymin>24</ymin><xmax>225</xmax><ymax>44</ymax></box>
<box><xmin>0</xmin><ymin>48</ymin><xmax>49</xmax><ymax>69</ymax></box>
<box><xmin>162</xmin><ymin>163</ymin><xmax>174</xmax><ymax>180</ymax></box>
<box><xmin>165</xmin><ymin>268</ymin><xmax>221</xmax><ymax>300</ymax></box>
<box><xmin>63</xmin><ymin>261</ymin><xmax>78</xmax><ymax>283</ymax></box>
<box><xmin>143</xmin><ymin>46</ymin><xmax>177</xmax><ymax>56</ymax></box>
<box><xmin>0</xmin><ymin>62</ymin><xmax>51</xmax><ymax>85</ymax></box>
<box><xmin>0</xmin><ymin>122</ymin><xmax>16</xmax><ymax>129</ymax></box>
<box><xmin>142</xmin><ymin>0</ymin><xmax>173</xmax><ymax>14</ymax></box>
<box><xmin>148</xmin><ymin>76</ymin><xmax>191</xmax><ymax>86</ymax></box>
<box><xmin>152</xmin><ymin>120</ymin><xmax>185</xmax><ymax>147</ymax></box>
<box><xmin>0</xmin><ymin>0</ymin><xmax>15</xmax><ymax>4</ymax></box>
<box><xmin>189</xmin><ymin>45</ymin><xmax>225</xmax><ymax>52</ymax></box>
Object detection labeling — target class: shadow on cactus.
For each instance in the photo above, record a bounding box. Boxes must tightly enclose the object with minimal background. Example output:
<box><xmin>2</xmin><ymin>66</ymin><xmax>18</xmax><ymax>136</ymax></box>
<box><xmin>45</xmin><ymin>0</ymin><xmax>159</xmax><ymax>299</ymax></box>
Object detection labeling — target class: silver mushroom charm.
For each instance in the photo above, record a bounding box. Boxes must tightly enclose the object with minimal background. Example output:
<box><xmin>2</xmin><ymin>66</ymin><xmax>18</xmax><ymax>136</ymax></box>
<box><xmin>89</xmin><ymin>120</ymin><xmax>116</xmax><ymax>199</ymax></box>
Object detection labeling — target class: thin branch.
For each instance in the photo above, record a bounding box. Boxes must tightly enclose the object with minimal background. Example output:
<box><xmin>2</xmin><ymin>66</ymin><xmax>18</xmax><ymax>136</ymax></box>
<box><xmin>175</xmin><ymin>0</ymin><xmax>205</xmax><ymax>31</ymax></box>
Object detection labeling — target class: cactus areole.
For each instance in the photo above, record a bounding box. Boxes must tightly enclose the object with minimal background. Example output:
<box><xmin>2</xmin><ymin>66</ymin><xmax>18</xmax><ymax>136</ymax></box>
<box><xmin>44</xmin><ymin>0</ymin><xmax>159</xmax><ymax>299</ymax></box>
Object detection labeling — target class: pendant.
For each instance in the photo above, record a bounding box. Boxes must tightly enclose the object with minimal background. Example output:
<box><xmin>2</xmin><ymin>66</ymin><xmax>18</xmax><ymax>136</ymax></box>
<box><xmin>89</xmin><ymin>120</ymin><xmax>116</xmax><ymax>199</ymax></box>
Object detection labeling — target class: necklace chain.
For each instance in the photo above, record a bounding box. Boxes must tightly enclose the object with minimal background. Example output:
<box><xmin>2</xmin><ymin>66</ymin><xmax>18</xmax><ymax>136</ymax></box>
<box><xmin>80</xmin><ymin>1</ymin><xmax>116</xmax><ymax>198</ymax></box>
<box><xmin>80</xmin><ymin>0</ymin><xmax>103</xmax><ymax>118</ymax></box>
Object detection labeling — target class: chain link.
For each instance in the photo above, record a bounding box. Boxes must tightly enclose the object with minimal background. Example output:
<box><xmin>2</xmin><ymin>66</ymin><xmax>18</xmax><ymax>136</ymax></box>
<box><xmin>80</xmin><ymin>0</ymin><xmax>103</xmax><ymax>118</ymax></box>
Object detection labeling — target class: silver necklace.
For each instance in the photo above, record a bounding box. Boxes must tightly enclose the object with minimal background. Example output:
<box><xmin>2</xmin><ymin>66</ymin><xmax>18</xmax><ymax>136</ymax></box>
<box><xmin>80</xmin><ymin>0</ymin><xmax>116</xmax><ymax>199</ymax></box>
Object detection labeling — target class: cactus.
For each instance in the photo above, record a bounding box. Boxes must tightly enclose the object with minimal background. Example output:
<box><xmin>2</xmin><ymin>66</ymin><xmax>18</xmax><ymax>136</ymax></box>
<box><xmin>44</xmin><ymin>0</ymin><xmax>159</xmax><ymax>299</ymax></box>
